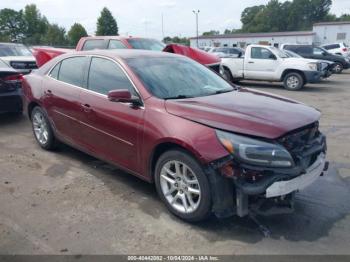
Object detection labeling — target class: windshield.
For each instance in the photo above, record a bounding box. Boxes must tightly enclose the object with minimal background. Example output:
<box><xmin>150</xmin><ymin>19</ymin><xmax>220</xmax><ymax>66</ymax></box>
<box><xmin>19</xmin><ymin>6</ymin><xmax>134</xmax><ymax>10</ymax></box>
<box><xmin>127</xmin><ymin>38</ymin><xmax>165</xmax><ymax>51</ymax></box>
<box><xmin>0</xmin><ymin>45</ymin><xmax>32</xmax><ymax>57</ymax></box>
<box><xmin>270</xmin><ymin>47</ymin><xmax>288</xmax><ymax>58</ymax></box>
<box><xmin>126</xmin><ymin>56</ymin><xmax>234</xmax><ymax>99</ymax></box>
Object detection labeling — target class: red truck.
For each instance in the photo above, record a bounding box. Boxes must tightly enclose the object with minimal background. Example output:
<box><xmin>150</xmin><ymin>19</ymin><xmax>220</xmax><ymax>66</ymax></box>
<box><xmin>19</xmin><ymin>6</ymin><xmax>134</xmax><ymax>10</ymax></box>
<box><xmin>32</xmin><ymin>36</ymin><xmax>221</xmax><ymax>73</ymax></box>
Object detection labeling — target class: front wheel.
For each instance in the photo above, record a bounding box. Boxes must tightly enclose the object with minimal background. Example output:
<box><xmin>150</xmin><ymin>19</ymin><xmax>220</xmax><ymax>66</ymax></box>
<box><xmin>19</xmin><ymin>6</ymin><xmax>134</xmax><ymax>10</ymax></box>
<box><xmin>154</xmin><ymin>150</ymin><xmax>212</xmax><ymax>222</ymax></box>
<box><xmin>333</xmin><ymin>62</ymin><xmax>344</xmax><ymax>74</ymax></box>
<box><xmin>283</xmin><ymin>72</ymin><xmax>304</xmax><ymax>91</ymax></box>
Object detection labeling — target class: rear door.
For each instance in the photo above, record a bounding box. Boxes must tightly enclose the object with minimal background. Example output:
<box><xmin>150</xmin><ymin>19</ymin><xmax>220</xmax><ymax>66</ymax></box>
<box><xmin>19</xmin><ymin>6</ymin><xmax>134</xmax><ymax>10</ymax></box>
<box><xmin>43</xmin><ymin>56</ymin><xmax>88</xmax><ymax>144</ymax></box>
<box><xmin>244</xmin><ymin>47</ymin><xmax>280</xmax><ymax>80</ymax></box>
<box><xmin>79</xmin><ymin>56</ymin><xmax>145</xmax><ymax>174</ymax></box>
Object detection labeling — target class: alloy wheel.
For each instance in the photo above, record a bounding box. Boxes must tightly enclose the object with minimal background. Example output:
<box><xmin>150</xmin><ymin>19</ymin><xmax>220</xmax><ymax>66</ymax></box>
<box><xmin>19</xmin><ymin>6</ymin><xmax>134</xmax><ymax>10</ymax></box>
<box><xmin>32</xmin><ymin>111</ymin><xmax>49</xmax><ymax>145</ymax></box>
<box><xmin>286</xmin><ymin>75</ymin><xmax>300</xmax><ymax>89</ymax></box>
<box><xmin>159</xmin><ymin>160</ymin><xmax>201</xmax><ymax>214</ymax></box>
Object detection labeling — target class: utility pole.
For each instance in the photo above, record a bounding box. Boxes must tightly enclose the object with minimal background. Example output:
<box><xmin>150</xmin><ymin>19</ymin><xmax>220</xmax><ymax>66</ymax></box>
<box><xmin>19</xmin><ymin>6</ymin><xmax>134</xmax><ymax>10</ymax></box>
<box><xmin>192</xmin><ymin>10</ymin><xmax>200</xmax><ymax>48</ymax></box>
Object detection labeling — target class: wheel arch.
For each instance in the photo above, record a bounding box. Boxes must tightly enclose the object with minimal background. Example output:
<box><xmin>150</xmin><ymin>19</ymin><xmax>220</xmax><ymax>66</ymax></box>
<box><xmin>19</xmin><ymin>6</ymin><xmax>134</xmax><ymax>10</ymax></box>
<box><xmin>281</xmin><ymin>69</ymin><xmax>306</xmax><ymax>83</ymax></box>
<box><xmin>27</xmin><ymin>101</ymin><xmax>41</xmax><ymax>119</ymax></box>
<box><xmin>148</xmin><ymin>139</ymin><xmax>205</xmax><ymax>183</ymax></box>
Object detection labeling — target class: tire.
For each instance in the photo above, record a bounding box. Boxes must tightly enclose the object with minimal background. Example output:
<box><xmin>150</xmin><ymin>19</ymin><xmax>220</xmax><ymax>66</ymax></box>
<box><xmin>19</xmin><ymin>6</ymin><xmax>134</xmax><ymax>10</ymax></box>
<box><xmin>283</xmin><ymin>72</ymin><xmax>304</xmax><ymax>91</ymax></box>
<box><xmin>222</xmin><ymin>68</ymin><xmax>233</xmax><ymax>82</ymax></box>
<box><xmin>333</xmin><ymin>62</ymin><xmax>344</xmax><ymax>74</ymax></box>
<box><xmin>31</xmin><ymin>106</ymin><xmax>56</xmax><ymax>150</ymax></box>
<box><xmin>154</xmin><ymin>149</ymin><xmax>212</xmax><ymax>222</ymax></box>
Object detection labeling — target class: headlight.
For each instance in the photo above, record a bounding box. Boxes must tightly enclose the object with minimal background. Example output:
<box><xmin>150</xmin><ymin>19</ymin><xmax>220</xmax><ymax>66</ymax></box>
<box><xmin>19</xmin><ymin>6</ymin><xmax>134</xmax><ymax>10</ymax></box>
<box><xmin>216</xmin><ymin>130</ymin><xmax>294</xmax><ymax>167</ymax></box>
<box><xmin>308</xmin><ymin>63</ymin><xmax>318</xmax><ymax>71</ymax></box>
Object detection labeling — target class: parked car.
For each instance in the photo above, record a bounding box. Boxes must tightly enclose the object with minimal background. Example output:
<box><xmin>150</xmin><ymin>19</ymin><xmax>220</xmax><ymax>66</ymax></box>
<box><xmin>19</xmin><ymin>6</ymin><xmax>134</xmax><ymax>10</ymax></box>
<box><xmin>220</xmin><ymin>44</ymin><xmax>323</xmax><ymax>90</ymax></box>
<box><xmin>283</xmin><ymin>49</ymin><xmax>334</xmax><ymax>78</ymax></box>
<box><xmin>32</xmin><ymin>36</ymin><xmax>222</xmax><ymax>74</ymax></box>
<box><xmin>281</xmin><ymin>44</ymin><xmax>350</xmax><ymax>74</ymax></box>
<box><xmin>0</xmin><ymin>43</ymin><xmax>38</xmax><ymax>74</ymax></box>
<box><xmin>22</xmin><ymin>50</ymin><xmax>328</xmax><ymax>222</ymax></box>
<box><xmin>321</xmin><ymin>42</ymin><xmax>350</xmax><ymax>57</ymax></box>
<box><xmin>0</xmin><ymin>59</ymin><xmax>23</xmax><ymax>114</ymax></box>
<box><xmin>209</xmin><ymin>47</ymin><xmax>245</xmax><ymax>58</ymax></box>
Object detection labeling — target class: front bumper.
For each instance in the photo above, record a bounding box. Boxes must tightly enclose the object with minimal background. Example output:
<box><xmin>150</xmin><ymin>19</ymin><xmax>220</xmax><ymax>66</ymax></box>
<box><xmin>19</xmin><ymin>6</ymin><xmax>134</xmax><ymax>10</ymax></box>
<box><xmin>207</xmin><ymin>127</ymin><xmax>327</xmax><ymax>218</ymax></box>
<box><xmin>265</xmin><ymin>153</ymin><xmax>326</xmax><ymax>198</ymax></box>
<box><xmin>303</xmin><ymin>70</ymin><xmax>322</xmax><ymax>83</ymax></box>
<box><xmin>0</xmin><ymin>89</ymin><xmax>23</xmax><ymax>113</ymax></box>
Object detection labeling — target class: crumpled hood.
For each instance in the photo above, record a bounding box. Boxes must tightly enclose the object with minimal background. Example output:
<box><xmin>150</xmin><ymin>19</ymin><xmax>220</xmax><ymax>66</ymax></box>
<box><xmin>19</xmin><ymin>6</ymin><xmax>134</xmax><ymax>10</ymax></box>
<box><xmin>165</xmin><ymin>88</ymin><xmax>321</xmax><ymax>139</ymax></box>
<box><xmin>163</xmin><ymin>44</ymin><xmax>221</xmax><ymax>65</ymax></box>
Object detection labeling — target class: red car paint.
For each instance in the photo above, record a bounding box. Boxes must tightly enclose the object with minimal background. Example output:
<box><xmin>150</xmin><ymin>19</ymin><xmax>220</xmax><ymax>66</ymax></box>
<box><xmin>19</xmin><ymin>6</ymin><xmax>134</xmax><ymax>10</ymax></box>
<box><xmin>22</xmin><ymin>50</ymin><xmax>321</xmax><ymax>182</ymax></box>
<box><xmin>32</xmin><ymin>36</ymin><xmax>220</xmax><ymax>67</ymax></box>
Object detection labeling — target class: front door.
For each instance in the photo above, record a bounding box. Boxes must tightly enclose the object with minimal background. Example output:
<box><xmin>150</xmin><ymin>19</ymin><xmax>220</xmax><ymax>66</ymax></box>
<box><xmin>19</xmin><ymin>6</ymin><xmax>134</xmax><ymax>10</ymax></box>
<box><xmin>244</xmin><ymin>47</ymin><xmax>280</xmax><ymax>80</ymax></box>
<box><xmin>79</xmin><ymin>56</ymin><xmax>145</xmax><ymax>174</ymax></box>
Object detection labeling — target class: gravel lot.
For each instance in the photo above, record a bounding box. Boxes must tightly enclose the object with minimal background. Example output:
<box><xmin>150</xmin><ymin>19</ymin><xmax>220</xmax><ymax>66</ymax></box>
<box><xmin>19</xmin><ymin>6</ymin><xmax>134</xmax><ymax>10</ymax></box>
<box><xmin>0</xmin><ymin>72</ymin><xmax>350</xmax><ymax>255</ymax></box>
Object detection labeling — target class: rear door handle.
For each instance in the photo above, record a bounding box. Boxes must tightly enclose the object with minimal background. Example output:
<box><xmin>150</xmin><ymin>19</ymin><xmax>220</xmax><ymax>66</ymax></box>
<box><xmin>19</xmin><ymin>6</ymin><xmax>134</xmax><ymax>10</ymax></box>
<box><xmin>81</xmin><ymin>103</ymin><xmax>92</xmax><ymax>113</ymax></box>
<box><xmin>45</xmin><ymin>89</ymin><xmax>53</xmax><ymax>96</ymax></box>
<box><xmin>248</xmin><ymin>61</ymin><xmax>254</xmax><ymax>64</ymax></box>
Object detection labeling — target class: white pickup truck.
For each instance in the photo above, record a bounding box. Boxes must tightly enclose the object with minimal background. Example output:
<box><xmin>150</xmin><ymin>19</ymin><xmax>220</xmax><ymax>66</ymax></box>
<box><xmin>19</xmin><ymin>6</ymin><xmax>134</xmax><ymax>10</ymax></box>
<box><xmin>220</xmin><ymin>45</ymin><xmax>323</xmax><ymax>90</ymax></box>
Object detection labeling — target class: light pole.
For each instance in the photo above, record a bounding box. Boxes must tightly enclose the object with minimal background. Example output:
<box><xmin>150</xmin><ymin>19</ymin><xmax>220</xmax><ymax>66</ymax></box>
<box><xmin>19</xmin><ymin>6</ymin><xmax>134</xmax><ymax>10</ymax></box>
<box><xmin>192</xmin><ymin>10</ymin><xmax>200</xmax><ymax>48</ymax></box>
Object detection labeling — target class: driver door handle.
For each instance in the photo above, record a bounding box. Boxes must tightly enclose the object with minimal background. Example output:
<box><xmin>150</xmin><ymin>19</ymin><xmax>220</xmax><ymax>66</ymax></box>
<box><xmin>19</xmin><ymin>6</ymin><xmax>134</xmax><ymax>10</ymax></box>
<box><xmin>248</xmin><ymin>61</ymin><xmax>254</xmax><ymax>64</ymax></box>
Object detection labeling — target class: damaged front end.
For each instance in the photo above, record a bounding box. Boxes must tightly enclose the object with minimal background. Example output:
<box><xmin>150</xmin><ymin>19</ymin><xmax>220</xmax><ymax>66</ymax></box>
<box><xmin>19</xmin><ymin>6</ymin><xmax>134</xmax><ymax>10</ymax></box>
<box><xmin>206</xmin><ymin>122</ymin><xmax>328</xmax><ymax>218</ymax></box>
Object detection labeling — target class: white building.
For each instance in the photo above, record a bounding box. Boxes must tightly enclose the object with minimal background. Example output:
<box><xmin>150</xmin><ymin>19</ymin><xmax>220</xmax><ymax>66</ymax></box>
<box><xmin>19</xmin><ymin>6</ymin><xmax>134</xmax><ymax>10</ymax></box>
<box><xmin>313</xmin><ymin>21</ymin><xmax>350</xmax><ymax>45</ymax></box>
<box><xmin>190</xmin><ymin>21</ymin><xmax>350</xmax><ymax>48</ymax></box>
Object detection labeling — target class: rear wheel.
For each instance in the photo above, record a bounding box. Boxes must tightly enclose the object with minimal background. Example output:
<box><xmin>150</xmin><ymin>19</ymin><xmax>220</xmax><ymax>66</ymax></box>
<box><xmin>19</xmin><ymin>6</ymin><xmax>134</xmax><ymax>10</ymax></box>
<box><xmin>333</xmin><ymin>62</ymin><xmax>344</xmax><ymax>74</ymax></box>
<box><xmin>154</xmin><ymin>150</ymin><xmax>211</xmax><ymax>222</ymax></box>
<box><xmin>283</xmin><ymin>72</ymin><xmax>304</xmax><ymax>91</ymax></box>
<box><xmin>31</xmin><ymin>107</ymin><xmax>56</xmax><ymax>150</ymax></box>
<box><xmin>222</xmin><ymin>68</ymin><xmax>233</xmax><ymax>82</ymax></box>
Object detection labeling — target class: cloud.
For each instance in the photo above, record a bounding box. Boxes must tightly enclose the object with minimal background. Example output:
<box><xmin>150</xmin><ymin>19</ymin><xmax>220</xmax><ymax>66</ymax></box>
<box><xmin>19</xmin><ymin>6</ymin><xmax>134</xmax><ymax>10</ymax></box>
<box><xmin>159</xmin><ymin>0</ymin><xmax>177</xmax><ymax>8</ymax></box>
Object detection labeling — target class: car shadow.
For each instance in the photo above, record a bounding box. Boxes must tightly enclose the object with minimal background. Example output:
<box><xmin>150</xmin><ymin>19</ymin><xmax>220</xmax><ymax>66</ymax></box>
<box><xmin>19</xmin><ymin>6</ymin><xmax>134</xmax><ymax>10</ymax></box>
<box><xmin>0</xmin><ymin>113</ymin><xmax>25</xmax><ymax>127</ymax></box>
<box><xmin>54</xmin><ymin>143</ymin><xmax>350</xmax><ymax>244</ymax></box>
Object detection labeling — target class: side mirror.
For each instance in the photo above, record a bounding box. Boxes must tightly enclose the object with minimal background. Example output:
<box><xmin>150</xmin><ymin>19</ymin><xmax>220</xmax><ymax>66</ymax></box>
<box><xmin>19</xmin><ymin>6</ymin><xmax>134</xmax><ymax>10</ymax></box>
<box><xmin>322</xmin><ymin>51</ymin><xmax>327</xmax><ymax>56</ymax></box>
<box><xmin>108</xmin><ymin>89</ymin><xmax>141</xmax><ymax>106</ymax></box>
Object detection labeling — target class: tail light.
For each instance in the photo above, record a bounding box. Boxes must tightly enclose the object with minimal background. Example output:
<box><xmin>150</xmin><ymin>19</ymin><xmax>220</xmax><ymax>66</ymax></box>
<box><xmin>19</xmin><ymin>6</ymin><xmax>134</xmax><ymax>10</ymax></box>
<box><xmin>3</xmin><ymin>74</ymin><xmax>23</xmax><ymax>82</ymax></box>
<box><xmin>342</xmin><ymin>48</ymin><xmax>348</xmax><ymax>52</ymax></box>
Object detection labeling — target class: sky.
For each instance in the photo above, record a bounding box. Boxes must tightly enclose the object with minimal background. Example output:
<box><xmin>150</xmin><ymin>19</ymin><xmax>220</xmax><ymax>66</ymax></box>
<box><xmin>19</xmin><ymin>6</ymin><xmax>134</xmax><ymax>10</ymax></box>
<box><xmin>1</xmin><ymin>0</ymin><xmax>350</xmax><ymax>40</ymax></box>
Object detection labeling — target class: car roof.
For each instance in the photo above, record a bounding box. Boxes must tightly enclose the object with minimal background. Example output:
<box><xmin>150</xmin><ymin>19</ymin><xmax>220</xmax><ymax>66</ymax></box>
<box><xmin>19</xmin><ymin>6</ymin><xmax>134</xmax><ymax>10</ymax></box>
<box><xmin>80</xmin><ymin>36</ymin><xmax>156</xmax><ymax>41</ymax></box>
<box><xmin>54</xmin><ymin>49</ymin><xmax>182</xmax><ymax>61</ymax></box>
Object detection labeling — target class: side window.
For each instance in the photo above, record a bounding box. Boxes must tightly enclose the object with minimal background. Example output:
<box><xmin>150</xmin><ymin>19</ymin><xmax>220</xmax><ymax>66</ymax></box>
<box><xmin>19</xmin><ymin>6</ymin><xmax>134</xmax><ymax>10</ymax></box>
<box><xmin>108</xmin><ymin>40</ymin><xmax>127</xmax><ymax>49</ymax></box>
<box><xmin>251</xmin><ymin>47</ymin><xmax>274</xmax><ymax>59</ymax></box>
<box><xmin>49</xmin><ymin>62</ymin><xmax>61</xmax><ymax>79</ymax></box>
<box><xmin>88</xmin><ymin>57</ymin><xmax>135</xmax><ymax>95</ymax></box>
<box><xmin>297</xmin><ymin>46</ymin><xmax>312</xmax><ymax>54</ymax></box>
<box><xmin>82</xmin><ymin>40</ymin><xmax>108</xmax><ymax>51</ymax></box>
<box><xmin>58</xmin><ymin>57</ymin><xmax>87</xmax><ymax>87</ymax></box>
<box><xmin>313</xmin><ymin>47</ymin><xmax>324</xmax><ymax>55</ymax></box>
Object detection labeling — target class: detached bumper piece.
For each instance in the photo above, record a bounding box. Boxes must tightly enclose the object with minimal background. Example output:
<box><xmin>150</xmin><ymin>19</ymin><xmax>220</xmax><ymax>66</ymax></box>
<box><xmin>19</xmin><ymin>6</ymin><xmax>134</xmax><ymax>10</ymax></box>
<box><xmin>208</xmin><ymin>122</ymin><xmax>328</xmax><ymax>218</ymax></box>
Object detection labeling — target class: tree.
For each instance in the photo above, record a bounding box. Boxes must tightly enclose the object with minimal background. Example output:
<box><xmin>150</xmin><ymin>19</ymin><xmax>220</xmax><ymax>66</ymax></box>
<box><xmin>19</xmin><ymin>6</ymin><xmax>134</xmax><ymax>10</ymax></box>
<box><xmin>68</xmin><ymin>23</ymin><xmax>87</xmax><ymax>46</ymax></box>
<box><xmin>0</xmin><ymin>8</ymin><xmax>26</xmax><ymax>41</ymax></box>
<box><xmin>163</xmin><ymin>36</ymin><xmax>190</xmax><ymax>46</ymax></box>
<box><xmin>42</xmin><ymin>24</ymin><xmax>67</xmax><ymax>46</ymax></box>
<box><xmin>96</xmin><ymin>7</ymin><xmax>118</xmax><ymax>36</ymax></box>
<box><xmin>240</xmin><ymin>0</ymin><xmax>333</xmax><ymax>33</ymax></box>
<box><xmin>23</xmin><ymin>4</ymin><xmax>48</xmax><ymax>44</ymax></box>
<box><xmin>202</xmin><ymin>30</ymin><xmax>220</xmax><ymax>36</ymax></box>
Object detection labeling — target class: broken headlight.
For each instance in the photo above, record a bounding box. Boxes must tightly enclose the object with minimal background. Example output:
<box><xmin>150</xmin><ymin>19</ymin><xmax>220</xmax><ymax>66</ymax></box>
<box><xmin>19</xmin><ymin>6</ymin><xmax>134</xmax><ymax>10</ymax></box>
<box><xmin>216</xmin><ymin>130</ymin><xmax>294</xmax><ymax>167</ymax></box>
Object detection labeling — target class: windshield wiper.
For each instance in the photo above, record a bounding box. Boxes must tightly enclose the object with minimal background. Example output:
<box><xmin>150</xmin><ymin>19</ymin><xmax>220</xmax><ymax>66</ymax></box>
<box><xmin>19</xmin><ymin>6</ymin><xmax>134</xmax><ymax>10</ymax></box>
<box><xmin>214</xmin><ymin>89</ymin><xmax>234</xmax><ymax>94</ymax></box>
<box><xmin>164</xmin><ymin>95</ymin><xmax>194</xmax><ymax>100</ymax></box>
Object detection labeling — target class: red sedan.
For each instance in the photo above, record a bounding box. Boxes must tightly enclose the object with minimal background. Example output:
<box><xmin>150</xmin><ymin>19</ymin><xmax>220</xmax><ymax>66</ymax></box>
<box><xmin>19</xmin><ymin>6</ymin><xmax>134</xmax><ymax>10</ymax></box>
<box><xmin>22</xmin><ymin>50</ymin><xmax>327</xmax><ymax>222</ymax></box>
